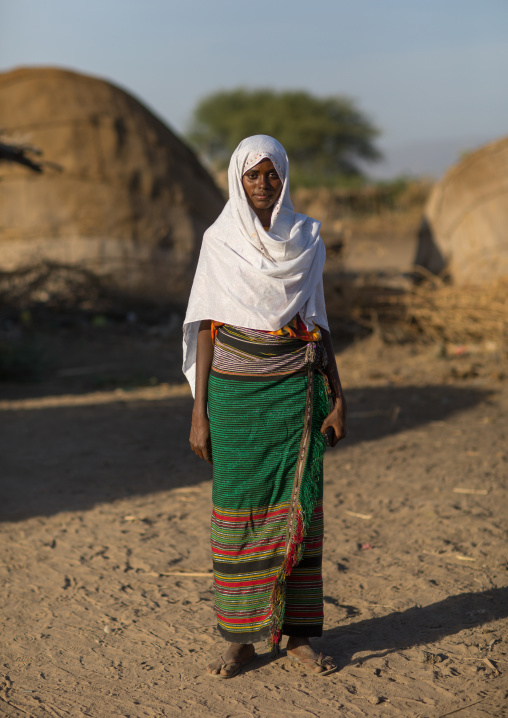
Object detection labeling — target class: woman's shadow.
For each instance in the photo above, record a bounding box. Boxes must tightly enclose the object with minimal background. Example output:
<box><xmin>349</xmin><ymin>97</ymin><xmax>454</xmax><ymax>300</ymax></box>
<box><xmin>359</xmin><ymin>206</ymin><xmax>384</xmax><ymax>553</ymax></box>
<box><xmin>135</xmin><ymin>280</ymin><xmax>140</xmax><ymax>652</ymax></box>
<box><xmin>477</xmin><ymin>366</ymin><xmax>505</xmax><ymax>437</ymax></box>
<box><xmin>321</xmin><ymin>586</ymin><xmax>508</xmax><ymax>667</ymax></box>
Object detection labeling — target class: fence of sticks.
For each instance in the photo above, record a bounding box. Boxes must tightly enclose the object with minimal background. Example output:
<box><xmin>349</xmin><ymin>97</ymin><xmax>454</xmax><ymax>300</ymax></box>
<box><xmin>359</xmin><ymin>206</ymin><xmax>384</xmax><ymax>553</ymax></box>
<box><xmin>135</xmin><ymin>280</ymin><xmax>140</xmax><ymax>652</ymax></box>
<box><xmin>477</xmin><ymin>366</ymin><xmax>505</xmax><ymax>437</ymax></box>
<box><xmin>331</xmin><ymin>271</ymin><xmax>508</xmax><ymax>349</ymax></box>
<box><xmin>1</xmin><ymin>262</ymin><xmax>507</xmax><ymax>354</ymax></box>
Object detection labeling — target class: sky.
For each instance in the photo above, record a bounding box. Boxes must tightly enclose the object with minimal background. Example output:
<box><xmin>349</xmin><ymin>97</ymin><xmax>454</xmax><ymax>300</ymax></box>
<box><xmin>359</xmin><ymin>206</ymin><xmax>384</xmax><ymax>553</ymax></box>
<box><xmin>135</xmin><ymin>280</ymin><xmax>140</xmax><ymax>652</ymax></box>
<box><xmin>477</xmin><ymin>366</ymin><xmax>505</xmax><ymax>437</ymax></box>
<box><xmin>1</xmin><ymin>0</ymin><xmax>507</xmax><ymax>178</ymax></box>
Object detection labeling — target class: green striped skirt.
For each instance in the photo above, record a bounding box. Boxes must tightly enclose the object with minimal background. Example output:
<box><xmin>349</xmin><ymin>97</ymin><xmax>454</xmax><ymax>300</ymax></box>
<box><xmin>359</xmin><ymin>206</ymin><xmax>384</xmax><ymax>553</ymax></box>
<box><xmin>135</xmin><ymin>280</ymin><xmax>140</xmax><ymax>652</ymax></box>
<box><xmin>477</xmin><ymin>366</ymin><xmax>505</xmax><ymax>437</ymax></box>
<box><xmin>208</xmin><ymin>325</ymin><xmax>329</xmax><ymax>650</ymax></box>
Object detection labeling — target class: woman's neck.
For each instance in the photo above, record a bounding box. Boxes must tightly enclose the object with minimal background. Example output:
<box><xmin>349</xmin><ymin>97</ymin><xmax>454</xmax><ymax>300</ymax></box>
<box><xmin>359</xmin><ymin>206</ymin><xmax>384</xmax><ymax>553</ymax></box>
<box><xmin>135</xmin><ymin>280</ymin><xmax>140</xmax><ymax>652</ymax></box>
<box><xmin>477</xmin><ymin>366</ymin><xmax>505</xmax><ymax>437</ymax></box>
<box><xmin>253</xmin><ymin>207</ymin><xmax>273</xmax><ymax>227</ymax></box>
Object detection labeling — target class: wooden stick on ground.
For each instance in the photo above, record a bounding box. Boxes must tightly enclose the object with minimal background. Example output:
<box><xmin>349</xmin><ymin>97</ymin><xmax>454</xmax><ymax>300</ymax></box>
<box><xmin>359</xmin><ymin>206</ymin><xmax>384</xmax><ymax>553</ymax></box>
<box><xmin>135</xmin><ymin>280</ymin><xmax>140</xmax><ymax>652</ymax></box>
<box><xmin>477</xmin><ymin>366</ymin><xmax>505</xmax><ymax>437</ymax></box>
<box><xmin>438</xmin><ymin>697</ymin><xmax>486</xmax><ymax>717</ymax></box>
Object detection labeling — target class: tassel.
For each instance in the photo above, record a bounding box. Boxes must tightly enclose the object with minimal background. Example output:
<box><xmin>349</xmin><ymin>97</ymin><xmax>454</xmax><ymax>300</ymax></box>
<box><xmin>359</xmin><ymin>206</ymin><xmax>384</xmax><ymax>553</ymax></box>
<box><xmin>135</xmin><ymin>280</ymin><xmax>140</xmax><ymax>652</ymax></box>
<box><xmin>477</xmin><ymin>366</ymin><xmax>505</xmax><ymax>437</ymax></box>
<box><xmin>268</xmin><ymin>377</ymin><xmax>328</xmax><ymax>654</ymax></box>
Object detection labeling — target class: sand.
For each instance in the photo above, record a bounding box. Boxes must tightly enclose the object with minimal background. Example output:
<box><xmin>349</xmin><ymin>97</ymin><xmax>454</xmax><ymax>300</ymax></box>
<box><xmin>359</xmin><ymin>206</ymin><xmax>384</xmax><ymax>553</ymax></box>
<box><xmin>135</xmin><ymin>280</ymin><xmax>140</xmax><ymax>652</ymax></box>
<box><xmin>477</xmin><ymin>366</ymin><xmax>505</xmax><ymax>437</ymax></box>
<box><xmin>1</xmin><ymin>321</ymin><xmax>507</xmax><ymax>717</ymax></box>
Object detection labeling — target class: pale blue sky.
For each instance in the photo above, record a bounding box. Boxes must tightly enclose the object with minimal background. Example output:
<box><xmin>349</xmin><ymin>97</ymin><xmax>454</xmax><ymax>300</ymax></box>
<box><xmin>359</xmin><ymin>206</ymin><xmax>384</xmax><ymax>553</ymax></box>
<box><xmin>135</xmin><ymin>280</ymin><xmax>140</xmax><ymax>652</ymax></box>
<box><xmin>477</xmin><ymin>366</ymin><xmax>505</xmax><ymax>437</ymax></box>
<box><xmin>1</xmin><ymin>0</ymin><xmax>507</xmax><ymax>176</ymax></box>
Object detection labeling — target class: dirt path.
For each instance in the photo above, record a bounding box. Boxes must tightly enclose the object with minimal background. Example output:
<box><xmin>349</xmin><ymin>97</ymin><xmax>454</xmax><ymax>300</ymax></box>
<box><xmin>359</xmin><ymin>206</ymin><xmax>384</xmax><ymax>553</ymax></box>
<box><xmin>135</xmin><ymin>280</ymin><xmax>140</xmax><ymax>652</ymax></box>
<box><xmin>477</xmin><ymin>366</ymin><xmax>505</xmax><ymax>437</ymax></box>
<box><xmin>1</xmin><ymin>335</ymin><xmax>507</xmax><ymax>717</ymax></box>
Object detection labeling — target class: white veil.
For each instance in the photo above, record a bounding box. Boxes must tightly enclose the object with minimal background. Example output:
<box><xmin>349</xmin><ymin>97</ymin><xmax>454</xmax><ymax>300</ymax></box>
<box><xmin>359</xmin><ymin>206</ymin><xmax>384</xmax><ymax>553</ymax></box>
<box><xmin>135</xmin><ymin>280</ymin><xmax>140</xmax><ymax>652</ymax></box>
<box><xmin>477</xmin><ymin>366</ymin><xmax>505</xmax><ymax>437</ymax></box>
<box><xmin>182</xmin><ymin>135</ymin><xmax>328</xmax><ymax>394</ymax></box>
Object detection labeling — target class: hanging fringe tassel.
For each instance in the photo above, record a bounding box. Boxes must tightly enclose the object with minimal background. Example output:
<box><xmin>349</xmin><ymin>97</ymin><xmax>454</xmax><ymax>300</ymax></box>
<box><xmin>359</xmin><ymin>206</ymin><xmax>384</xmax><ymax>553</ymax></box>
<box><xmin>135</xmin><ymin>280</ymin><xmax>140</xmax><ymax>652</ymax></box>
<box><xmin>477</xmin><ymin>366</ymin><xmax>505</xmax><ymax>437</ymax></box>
<box><xmin>268</xmin><ymin>391</ymin><xmax>328</xmax><ymax>656</ymax></box>
<box><xmin>269</xmin><ymin>510</ymin><xmax>304</xmax><ymax>656</ymax></box>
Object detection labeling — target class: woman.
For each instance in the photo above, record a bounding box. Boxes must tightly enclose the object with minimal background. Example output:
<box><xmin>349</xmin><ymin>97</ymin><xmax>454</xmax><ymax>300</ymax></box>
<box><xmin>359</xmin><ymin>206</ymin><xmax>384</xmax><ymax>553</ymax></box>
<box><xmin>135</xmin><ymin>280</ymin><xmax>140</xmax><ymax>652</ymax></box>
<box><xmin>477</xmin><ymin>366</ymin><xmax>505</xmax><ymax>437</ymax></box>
<box><xmin>183</xmin><ymin>135</ymin><xmax>346</xmax><ymax>678</ymax></box>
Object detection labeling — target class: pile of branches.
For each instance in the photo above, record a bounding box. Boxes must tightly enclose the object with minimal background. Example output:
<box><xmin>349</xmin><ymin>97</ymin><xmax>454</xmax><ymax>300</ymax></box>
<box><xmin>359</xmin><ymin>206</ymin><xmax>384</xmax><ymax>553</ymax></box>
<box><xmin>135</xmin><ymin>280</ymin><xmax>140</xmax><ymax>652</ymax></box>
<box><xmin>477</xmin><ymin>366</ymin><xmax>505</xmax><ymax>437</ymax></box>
<box><xmin>332</xmin><ymin>272</ymin><xmax>508</xmax><ymax>346</ymax></box>
<box><xmin>403</xmin><ymin>275</ymin><xmax>508</xmax><ymax>345</ymax></box>
<box><xmin>0</xmin><ymin>261</ymin><xmax>113</xmax><ymax>314</ymax></box>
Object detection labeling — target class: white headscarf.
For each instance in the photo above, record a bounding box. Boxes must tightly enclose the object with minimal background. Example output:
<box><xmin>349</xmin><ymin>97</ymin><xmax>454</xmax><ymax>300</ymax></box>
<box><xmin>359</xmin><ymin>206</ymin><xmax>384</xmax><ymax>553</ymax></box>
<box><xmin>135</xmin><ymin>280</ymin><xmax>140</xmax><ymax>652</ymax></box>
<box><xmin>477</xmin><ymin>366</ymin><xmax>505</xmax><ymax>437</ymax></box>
<box><xmin>182</xmin><ymin>135</ymin><xmax>328</xmax><ymax>394</ymax></box>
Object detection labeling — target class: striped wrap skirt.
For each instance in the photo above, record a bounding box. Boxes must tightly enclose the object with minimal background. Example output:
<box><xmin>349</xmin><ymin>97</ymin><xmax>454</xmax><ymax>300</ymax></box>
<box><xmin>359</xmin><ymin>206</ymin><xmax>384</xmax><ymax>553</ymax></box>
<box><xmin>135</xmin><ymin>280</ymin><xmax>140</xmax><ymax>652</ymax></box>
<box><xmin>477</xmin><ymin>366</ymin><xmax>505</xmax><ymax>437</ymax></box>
<box><xmin>208</xmin><ymin>324</ymin><xmax>329</xmax><ymax>650</ymax></box>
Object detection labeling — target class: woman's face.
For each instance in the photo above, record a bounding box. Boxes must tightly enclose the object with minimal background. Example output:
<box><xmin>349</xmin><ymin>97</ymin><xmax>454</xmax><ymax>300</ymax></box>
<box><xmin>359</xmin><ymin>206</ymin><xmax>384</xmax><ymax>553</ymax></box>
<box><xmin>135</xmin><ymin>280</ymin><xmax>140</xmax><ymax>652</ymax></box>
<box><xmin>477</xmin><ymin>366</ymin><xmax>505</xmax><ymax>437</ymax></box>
<box><xmin>242</xmin><ymin>158</ymin><xmax>283</xmax><ymax>222</ymax></box>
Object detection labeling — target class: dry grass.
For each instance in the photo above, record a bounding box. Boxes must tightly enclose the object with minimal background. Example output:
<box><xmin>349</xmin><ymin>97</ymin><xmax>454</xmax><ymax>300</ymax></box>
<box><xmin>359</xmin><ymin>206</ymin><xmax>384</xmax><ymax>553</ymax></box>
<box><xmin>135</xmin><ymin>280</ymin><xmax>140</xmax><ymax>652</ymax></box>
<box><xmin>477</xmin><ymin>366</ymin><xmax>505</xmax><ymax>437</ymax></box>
<box><xmin>404</xmin><ymin>274</ymin><xmax>508</xmax><ymax>345</ymax></box>
<box><xmin>333</xmin><ymin>271</ymin><xmax>508</xmax><ymax>347</ymax></box>
<box><xmin>2</xmin><ymin>261</ymin><xmax>506</xmax><ymax>352</ymax></box>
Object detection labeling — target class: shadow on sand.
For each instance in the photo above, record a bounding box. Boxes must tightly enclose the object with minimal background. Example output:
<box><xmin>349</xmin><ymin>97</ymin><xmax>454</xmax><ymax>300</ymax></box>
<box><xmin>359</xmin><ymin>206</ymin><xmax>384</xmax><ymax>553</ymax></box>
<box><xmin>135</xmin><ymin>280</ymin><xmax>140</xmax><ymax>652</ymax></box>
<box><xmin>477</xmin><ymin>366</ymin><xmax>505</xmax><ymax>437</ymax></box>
<box><xmin>234</xmin><ymin>586</ymin><xmax>508</xmax><ymax>677</ymax></box>
<box><xmin>321</xmin><ymin>585</ymin><xmax>508</xmax><ymax>668</ymax></box>
<box><xmin>0</xmin><ymin>383</ymin><xmax>493</xmax><ymax>522</ymax></box>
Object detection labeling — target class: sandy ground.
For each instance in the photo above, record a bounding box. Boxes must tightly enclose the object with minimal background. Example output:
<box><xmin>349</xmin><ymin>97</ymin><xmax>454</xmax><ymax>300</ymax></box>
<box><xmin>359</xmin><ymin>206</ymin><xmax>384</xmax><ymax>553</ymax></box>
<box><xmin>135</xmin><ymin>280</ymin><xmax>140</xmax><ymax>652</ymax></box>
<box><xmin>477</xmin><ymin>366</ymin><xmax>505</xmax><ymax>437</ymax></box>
<box><xmin>1</xmin><ymin>202</ymin><xmax>508</xmax><ymax>718</ymax></box>
<box><xmin>1</xmin><ymin>320</ymin><xmax>507</xmax><ymax>718</ymax></box>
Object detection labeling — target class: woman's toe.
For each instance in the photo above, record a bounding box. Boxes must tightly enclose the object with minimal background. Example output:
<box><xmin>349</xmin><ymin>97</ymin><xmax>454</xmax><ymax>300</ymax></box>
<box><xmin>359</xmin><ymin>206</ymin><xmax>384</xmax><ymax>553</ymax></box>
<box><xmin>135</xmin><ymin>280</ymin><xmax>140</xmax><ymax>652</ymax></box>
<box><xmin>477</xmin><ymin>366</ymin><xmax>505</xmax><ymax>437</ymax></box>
<box><xmin>313</xmin><ymin>661</ymin><xmax>327</xmax><ymax>673</ymax></box>
<box><xmin>317</xmin><ymin>656</ymin><xmax>336</xmax><ymax>673</ymax></box>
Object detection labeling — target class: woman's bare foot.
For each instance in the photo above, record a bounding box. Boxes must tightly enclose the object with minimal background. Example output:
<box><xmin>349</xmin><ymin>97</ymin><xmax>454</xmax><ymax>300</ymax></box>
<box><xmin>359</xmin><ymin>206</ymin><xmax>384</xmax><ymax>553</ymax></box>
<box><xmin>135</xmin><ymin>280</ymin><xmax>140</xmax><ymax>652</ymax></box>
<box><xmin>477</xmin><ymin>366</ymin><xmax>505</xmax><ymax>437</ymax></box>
<box><xmin>207</xmin><ymin>642</ymin><xmax>256</xmax><ymax>678</ymax></box>
<box><xmin>286</xmin><ymin>636</ymin><xmax>336</xmax><ymax>675</ymax></box>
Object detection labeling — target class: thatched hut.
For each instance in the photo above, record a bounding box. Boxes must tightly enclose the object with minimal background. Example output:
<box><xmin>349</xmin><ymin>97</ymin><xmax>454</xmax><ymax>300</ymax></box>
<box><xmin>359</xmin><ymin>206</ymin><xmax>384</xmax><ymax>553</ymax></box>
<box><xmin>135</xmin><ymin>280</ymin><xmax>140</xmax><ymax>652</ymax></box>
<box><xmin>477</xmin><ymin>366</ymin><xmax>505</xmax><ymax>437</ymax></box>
<box><xmin>0</xmin><ymin>66</ymin><xmax>224</xmax><ymax>303</ymax></box>
<box><xmin>415</xmin><ymin>136</ymin><xmax>508</xmax><ymax>284</ymax></box>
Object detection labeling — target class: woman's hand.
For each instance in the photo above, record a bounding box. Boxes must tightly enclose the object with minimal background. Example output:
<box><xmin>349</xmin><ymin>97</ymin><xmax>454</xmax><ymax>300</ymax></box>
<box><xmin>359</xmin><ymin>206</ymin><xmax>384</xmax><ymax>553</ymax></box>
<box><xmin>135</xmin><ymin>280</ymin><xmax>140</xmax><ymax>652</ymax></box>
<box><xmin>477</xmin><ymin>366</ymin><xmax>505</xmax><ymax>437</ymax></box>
<box><xmin>318</xmin><ymin>327</ymin><xmax>347</xmax><ymax>448</ymax></box>
<box><xmin>190</xmin><ymin>411</ymin><xmax>213</xmax><ymax>464</ymax></box>
<box><xmin>190</xmin><ymin>319</ymin><xmax>214</xmax><ymax>464</ymax></box>
<box><xmin>320</xmin><ymin>395</ymin><xmax>347</xmax><ymax>448</ymax></box>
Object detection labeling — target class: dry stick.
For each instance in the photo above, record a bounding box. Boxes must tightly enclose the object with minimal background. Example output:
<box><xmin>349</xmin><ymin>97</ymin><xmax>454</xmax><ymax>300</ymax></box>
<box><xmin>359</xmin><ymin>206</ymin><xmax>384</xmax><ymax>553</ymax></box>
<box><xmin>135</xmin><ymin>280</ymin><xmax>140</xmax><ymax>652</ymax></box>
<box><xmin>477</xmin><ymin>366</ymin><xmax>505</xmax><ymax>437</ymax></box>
<box><xmin>483</xmin><ymin>657</ymin><xmax>501</xmax><ymax>675</ymax></box>
<box><xmin>453</xmin><ymin>488</ymin><xmax>488</xmax><ymax>495</ymax></box>
<box><xmin>438</xmin><ymin>697</ymin><xmax>486</xmax><ymax>717</ymax></box>
<box><xmin>344</xmin><ymin>510</ymin><xmax>372</xmax><ymax>520</ymax></box>
<box><xmin>156</xmin><ymin>572</ymin><xmax>212</xmax><ymax>577</ymax></box>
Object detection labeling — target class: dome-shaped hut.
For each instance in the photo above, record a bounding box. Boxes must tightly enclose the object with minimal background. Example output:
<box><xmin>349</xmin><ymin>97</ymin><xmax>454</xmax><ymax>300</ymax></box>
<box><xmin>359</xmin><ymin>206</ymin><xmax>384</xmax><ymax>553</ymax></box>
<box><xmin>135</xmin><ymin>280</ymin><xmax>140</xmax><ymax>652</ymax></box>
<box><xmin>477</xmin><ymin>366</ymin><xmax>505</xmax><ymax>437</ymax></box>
<box><xmin>415</xmin><ymin>136</ymin><xmax>508</xmax><ymax>285</ymax></box>
<box><xmin>0</xmin><ymin>66</ymin><xmax>224</xmax><ymax>302</ymax></box>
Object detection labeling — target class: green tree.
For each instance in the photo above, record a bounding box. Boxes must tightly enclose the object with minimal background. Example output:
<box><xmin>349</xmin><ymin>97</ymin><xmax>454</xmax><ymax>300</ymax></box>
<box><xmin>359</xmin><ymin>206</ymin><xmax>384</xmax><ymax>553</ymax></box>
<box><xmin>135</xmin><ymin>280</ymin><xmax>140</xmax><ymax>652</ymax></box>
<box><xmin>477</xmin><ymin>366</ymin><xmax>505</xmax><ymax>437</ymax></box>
<box><xmin>188</xmin><ymin>89</ymin><xmax>381</xmax><ymax>184</ymax></box>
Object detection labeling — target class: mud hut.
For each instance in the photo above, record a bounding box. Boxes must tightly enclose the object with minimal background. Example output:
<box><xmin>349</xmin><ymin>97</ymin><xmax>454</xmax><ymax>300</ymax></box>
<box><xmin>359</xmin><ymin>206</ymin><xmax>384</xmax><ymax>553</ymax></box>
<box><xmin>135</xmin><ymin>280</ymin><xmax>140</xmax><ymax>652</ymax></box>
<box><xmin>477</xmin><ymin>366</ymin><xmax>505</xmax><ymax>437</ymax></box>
<box><xmin>0</xmin><ymin>66</ymin><xmax>224</xmax><ymax>303</ymax></box>
<box><xmin>415</xmin><ymin>136</ymin><xmax>508</xmax><ymax>285</ymax></box>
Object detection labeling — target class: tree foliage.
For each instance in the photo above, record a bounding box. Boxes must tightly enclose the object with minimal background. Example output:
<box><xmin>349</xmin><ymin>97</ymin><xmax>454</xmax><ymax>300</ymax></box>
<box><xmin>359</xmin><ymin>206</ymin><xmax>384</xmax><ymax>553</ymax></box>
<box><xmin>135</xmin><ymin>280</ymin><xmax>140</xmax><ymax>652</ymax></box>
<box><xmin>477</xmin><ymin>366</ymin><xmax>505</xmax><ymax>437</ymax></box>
<box><xmin>188</xmin><ymin>89</ymin><xmax>381</xmax><ymax>183</ymax></box>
